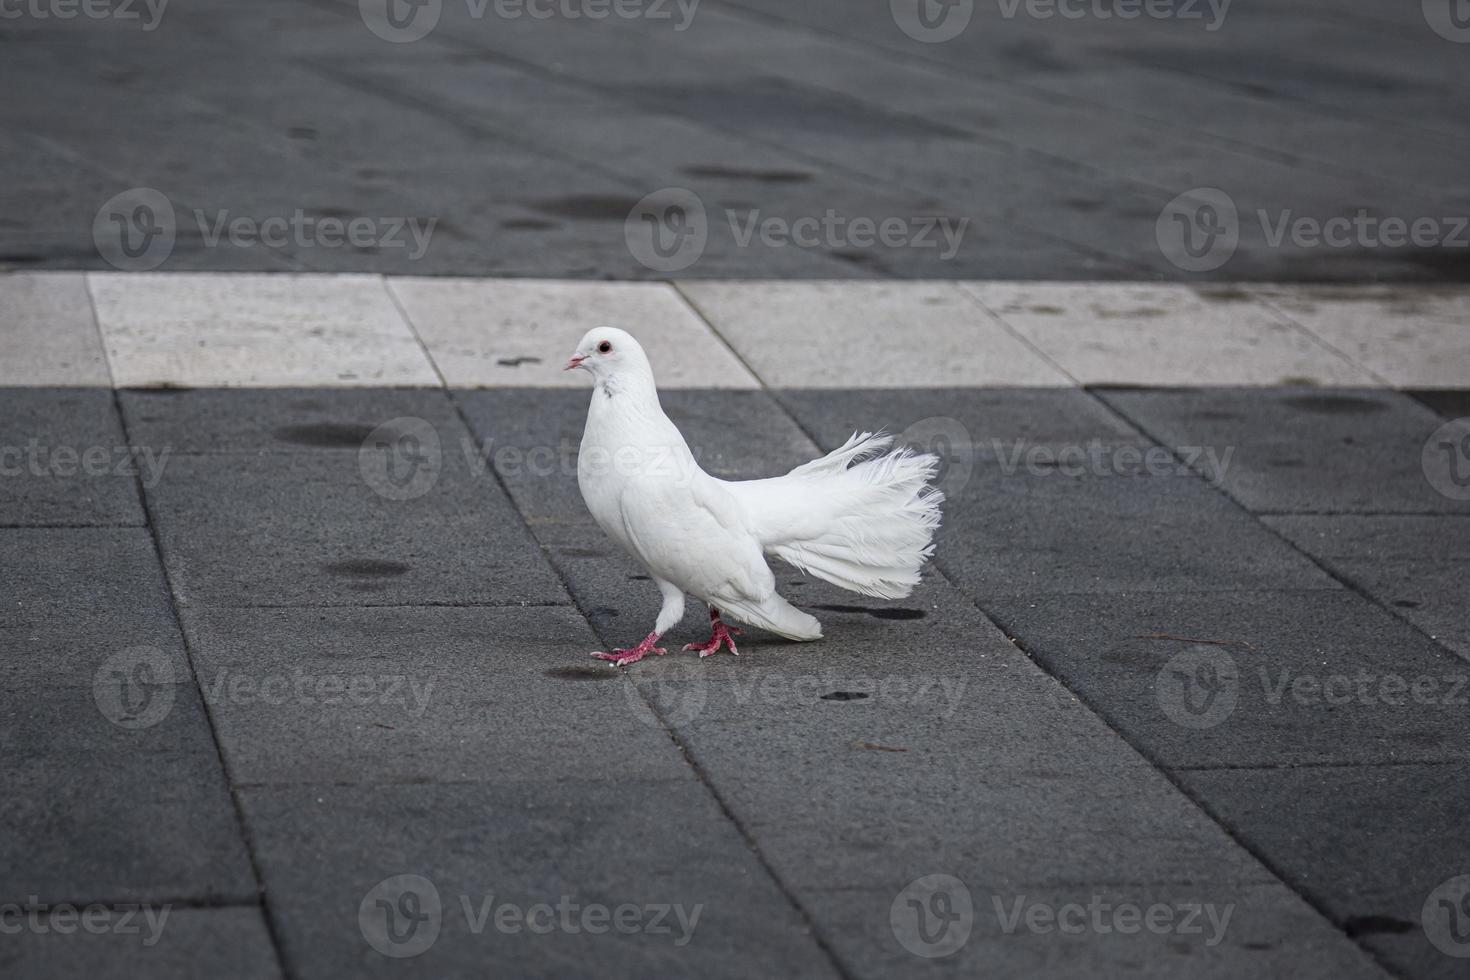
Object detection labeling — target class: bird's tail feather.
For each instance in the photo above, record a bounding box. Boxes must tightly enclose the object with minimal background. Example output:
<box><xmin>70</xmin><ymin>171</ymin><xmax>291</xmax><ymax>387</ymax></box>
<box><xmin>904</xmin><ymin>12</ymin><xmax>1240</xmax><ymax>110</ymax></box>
<box><xmin>718</xmin><ymin>592</ymin><xmax>823</xmax><ymax>641</ymax></box>
<box><xmin>734</xmin><ymin>432</ymin><xmax>944</xmax><ymax>601</ymax></box>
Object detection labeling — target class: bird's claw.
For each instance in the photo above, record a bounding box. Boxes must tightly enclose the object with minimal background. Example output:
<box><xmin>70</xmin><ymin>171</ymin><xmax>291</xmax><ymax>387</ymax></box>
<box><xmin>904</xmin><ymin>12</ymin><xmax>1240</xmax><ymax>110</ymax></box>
<box><xmin>590</xmin><ymin>631</ymin><xmax>666</xmax><ymax>667</ymax></box>
<box><xmin>682</xmin><ymin>619</ymin><xmax>741</xmax><ymax>658</ymax></box>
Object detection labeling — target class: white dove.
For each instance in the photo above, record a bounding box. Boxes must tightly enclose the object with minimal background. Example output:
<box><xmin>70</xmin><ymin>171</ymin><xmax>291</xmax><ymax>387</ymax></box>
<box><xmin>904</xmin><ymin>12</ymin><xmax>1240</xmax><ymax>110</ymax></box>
<box><xmin>565</xmin><ymin>327</ymin><xmax>943</xmax><ymax>666</ymax></box>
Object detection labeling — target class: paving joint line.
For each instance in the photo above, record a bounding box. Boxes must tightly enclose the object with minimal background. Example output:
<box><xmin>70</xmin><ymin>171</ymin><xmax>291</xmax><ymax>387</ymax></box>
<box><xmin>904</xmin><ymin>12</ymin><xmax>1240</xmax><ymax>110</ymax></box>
<box><xmin>440</xmin><ymin>383</ymin><xmax>859</xmax><ymax>980</ymax></box>
<box><xmin>1172</xmin><ymin>758</ymin><xmax>1470</xmax><ymax>772</ymax></box>
<box><xmin>1064</xmin><ymin>384</ymin><xmax>1452</xmax><ymax>978</ymax></box>
<box><xmin>970</xmin><ymin>594</ymin><xmax>1406</xmax><ymax>980</ymax></box>
<box><xmin>664</xmin><ymin>335</ymin><xmax>1314</xmax><ymax>973</ymax></box>
<box><xmin>83</xmin><ymin>276</ymin><xmax>297</xmax><ymax>980</ymax></box>
<box><xmin>1095</xmin><ymin>389</ymin><xmax>1470</xmax><ymax>666</ymax></box>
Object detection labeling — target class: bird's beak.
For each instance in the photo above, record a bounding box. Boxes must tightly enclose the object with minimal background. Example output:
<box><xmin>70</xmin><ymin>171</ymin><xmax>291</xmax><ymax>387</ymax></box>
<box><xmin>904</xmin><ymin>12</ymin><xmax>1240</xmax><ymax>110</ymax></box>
<box><xmin>563</xmin><ymin>353</ymin><xmax>587</xmax><ymax>371</ymax></box>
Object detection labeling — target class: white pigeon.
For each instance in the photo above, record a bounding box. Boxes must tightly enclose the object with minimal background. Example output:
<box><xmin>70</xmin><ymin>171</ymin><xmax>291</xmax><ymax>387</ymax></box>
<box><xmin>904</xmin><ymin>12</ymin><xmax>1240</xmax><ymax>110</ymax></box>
<box><xmin>565</xmin><ymin>327</ymin><xmax>943</xmax><ymax>666</ymax></box>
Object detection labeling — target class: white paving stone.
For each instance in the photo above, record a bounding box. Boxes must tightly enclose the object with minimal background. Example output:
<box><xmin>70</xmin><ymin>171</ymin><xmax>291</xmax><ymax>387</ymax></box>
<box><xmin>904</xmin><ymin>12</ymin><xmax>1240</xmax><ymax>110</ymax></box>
<box><xmin>88</xmin><ymin>273</ymin><xmax>438</xmax><ymax>388</ymax></box>
<box><xmin>0</xmin><ymin>273</ymin><xmax>109</xmax><ymax>385</ymax></box>
<box><xmin>387</xmin><ymin>278</ymin><xmax>757</xmax><ymax>388</ymax></box>
<box><xmin>963</xmin><ymin>282</ymin><xmax>1381</xmax><ymax>387</ymax></box>
<box><xmin>1252</xmin><ymin>284</ymin><xmax>1470</xmax><ymax>389</ymax></box>
<box><xmin>676</xmin><ymin>280</ymin><xmax>1071</xmax><ymax>388</ymax></box>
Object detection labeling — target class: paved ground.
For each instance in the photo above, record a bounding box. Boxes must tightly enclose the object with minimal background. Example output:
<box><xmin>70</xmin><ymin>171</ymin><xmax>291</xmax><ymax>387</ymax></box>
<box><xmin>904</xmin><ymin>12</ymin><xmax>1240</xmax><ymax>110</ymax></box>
<box><xmin>2</xmin><ymin>272</ymin><xmax>1469</xmax><ymax>979</ymax></box>
<box><xmin>3</xmin><ymin>1</ymin><xmax>1470</xmax><ymax>978</ymax></box>
<box><xmin>2</xmin><ymin>0</ymin><xmax>1469</xmax><ymax>280</ymax></box>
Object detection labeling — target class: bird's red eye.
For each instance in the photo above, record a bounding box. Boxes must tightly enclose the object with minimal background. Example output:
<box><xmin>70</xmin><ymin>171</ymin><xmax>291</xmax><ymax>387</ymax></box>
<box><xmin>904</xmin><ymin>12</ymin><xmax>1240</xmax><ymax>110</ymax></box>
<box><xmin>597</xmin><ymin>341</ymin><xmax>613</xmax><ymax>354</ymax></box>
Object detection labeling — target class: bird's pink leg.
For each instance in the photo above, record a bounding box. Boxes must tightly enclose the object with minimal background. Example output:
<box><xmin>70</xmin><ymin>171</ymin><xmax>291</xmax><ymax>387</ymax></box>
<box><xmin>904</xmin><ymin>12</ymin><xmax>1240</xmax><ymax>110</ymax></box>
<box><xmin>683</xmin><ymin>607</ymin><xmax>743</xmax><ymax>658</ymax></box>
<box><xmin>591</xmin><ymin>630</ymin><xmax>666</xmax><ymax>668</ymax></box>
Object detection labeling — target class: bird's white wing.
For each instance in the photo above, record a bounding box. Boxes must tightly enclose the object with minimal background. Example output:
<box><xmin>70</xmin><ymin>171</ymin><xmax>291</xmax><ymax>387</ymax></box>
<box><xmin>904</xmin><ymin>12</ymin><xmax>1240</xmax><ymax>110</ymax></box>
<box><xmin>617</xmin><ymin>474</ymin><xmax>775</xmax><ymax>606</ymax></box>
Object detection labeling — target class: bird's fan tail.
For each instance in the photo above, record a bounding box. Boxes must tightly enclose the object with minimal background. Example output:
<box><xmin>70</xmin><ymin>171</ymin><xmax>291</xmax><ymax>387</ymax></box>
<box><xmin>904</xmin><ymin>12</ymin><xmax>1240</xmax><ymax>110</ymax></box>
<box><xmin>785</xmin><ymin>430</ymin><xmax>893</xmax><ymax>478</ymax></box>
<box><xmin>763</xmin><ymin>433</ymin><xmax>944</xmax><ymax>600</ymax></box>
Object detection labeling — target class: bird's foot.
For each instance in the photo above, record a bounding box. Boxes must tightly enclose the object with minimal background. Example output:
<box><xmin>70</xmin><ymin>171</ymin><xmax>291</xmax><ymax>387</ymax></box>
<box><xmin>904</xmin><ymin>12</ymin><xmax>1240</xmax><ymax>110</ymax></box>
<box><xmin>591</xmin><ymin>631</ymin><xmax>666</xmax><ymax>668</ymax></box>
<box><xmin>683</xmin><ymin>612</ymin><xmax>743</xmax><ymax>659</ymax></box>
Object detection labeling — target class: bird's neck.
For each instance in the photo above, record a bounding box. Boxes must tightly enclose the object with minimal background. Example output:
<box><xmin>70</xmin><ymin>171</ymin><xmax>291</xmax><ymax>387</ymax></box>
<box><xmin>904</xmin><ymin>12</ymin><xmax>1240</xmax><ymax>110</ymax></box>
<box><xmin>588</xmin><ymin>372</ymin><xmax>667</xmax><ymax>431</ymax></box>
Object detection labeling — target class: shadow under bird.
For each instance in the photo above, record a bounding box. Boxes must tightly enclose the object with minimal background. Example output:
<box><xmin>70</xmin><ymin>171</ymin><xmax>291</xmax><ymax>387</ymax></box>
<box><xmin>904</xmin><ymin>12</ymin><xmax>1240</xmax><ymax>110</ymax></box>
<box><xmin>565</xmin><ymin>328</ymin><xmax>944</xmax><ymax>666</ymax></box>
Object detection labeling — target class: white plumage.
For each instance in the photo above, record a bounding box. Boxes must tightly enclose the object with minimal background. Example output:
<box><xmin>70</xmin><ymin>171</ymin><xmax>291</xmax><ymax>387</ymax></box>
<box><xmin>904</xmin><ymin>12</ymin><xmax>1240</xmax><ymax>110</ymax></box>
<box><xmin>566</xmin><ymin>327</ymin><xmax>943</xmax><ymax>666</ymax></box>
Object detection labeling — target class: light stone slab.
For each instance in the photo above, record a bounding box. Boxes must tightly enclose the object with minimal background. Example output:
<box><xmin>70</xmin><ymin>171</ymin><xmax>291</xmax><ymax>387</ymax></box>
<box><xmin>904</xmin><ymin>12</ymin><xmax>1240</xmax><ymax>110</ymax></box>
<box><xmin>87</xmin><ymin>272</ymin><xmax>439</xmax><ymax>388</ymax></box>
<box><xmin>676</xmin><ymin>280</ymin><xmax>1072</xmax><ymax>388</ymax></box>
<box><xmin>963</xmin><ymin>282</ymin><xmax>1382</xmax><ymax>387</ymax></box>
<box><xmin>388</xmin><ymin>277</ymin><xmax>758</xmax><ymax>388</ymax></box>
<box><xmin>0</xmin><ymin>273</ymin><xmax>109</xmax><ymax>385</ymax></box>
<box><xmin>1253</xmin><ymin>284</ymin><xmax>1470</xmax><ymax>389</ymax></box>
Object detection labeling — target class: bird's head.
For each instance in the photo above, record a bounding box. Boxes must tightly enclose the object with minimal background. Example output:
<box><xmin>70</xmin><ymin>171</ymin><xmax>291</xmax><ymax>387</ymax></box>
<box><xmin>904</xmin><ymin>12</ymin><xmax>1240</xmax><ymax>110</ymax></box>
<box><xmin>564</xmin><ymin>327</ymin><xmax>653</xmax><ymax>389</ymax></box>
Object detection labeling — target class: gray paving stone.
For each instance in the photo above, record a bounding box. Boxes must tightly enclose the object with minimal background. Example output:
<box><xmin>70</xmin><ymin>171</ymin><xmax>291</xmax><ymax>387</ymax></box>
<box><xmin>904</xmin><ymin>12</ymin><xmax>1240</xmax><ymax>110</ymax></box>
<box><xmin>937</xmin><ymin>464</ymin><xmax>1337</xmax><ymax>595</ymax></box>
<box><xmin>798</xmin><ymin>882</ymin><xmax>1387</xmax><ymax>980</ymax></box>
<box><xmin>0</xmin><ymin>683</ymin><xmax>254</xmax><ymax>905</ymax></box>
<box><xmin>983</xmin><ymin>590</ymin><xmax>1470</xmax><ymax>769</ymax></box>
<box><xmin>0</xmin><ymin>906</ymin><xmax>281</xmax><ymax>980</ymax></box>
<box><xmin>776</xmin><ymin>387</ymin><xmax>1336</xmax><ymax>594</ymax></box>
<box><xmin>181</xmin><ymin>605</ymin><xmax>690</xmax><ymax>785</ymax></box>
<box><xmin>118</xmin><ymin>387</ymin><xmax>464</xmax><ymax>456</ymax></box>
<box><xmin>1178</xmin><ymin>764</ymin><xmax>1470</xmax><ymax>980</ymax></box>
<box><xmin>142</xmin><ymin>448</ymin><xmax>566</xmax><ymax>608</ymax></box>
<box><xmin>0</xmin><ymin>389</ymin><xmax>144</xmax><ymax>526</ymax></box>
<box><xmin>239</xmin><ymin>780</ymin><xmax>841</xmax><ymax>980</ymax></box>
<box><xmin>1096</xmin><ymin>387</ymin><xmax>1469</xmax><ymax>514</ymax></box>
<box><xmin>1263</xmin><ymin>515</ymin><xmax>1470</xmax><ymax>660</ymax></box>
<box><xmin>775</xmin><ymin>386</ymin><xmax>1147</xmax><ymax>452</ymax></box>
<box><xmin>0</xmin><ymin>527</ymin><xmax>191</xmax><ymax>688</ymax></box>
